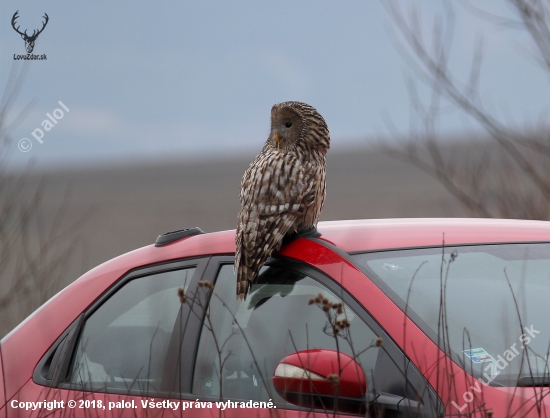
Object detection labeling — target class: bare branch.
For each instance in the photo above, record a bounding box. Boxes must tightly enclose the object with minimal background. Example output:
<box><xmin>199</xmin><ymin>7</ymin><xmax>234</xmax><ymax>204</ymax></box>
<box><xmin>381</xmin><ymin>1</ymin><xmax>550</xmax><ymax>220</ymax></box>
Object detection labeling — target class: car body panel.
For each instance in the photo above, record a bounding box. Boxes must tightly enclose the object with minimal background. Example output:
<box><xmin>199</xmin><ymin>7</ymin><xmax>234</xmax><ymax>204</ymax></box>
<box><xmin>0</xmin><ymin>231</ymin><xmax>235</xmax><ymax>403</ymax></box>
<box><xmin>317</xmin><ymin>218</ymin><xmax>550</xmax><ymax>252</ymax></box>
<box><xmin>0</xmin><ymin>356</ymin><xmax>4</xmax><ymax>408</ymax></box>
<box><xmin>279</xmin><ymin>237</ymin><xmax>550</xmax><ymax>415</ymax></box>
<box><xmin>11</xmin><ymin>381</ymin><xmax>333</xmax><ymax>418</ymax></box>
<box><xmin>3</xmin><ymin>219</ymin><xmax>550</xmax><ymax>416</ymax></box>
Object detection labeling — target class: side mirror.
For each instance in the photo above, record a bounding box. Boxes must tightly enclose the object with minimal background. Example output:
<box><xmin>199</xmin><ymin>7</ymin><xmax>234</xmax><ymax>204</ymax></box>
<box><xmin>273</xmin><ymin>349</ymin><xmax>367</xmax><ymax>414</ymax></box>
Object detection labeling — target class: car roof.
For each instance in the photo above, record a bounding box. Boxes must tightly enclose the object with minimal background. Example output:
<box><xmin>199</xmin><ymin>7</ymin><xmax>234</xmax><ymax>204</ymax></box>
<box><xmin>151</xmin><ymin>218</ymin><xmax>550</xmax><ymax>260</ymax></box>
<box><xmin>316</xmin><ymin>218</ymin><xmax>550</xmax><ymax>252</ymax></box>
<box><xmin>61</xmin><ymin>218</ymin><xmax>550</xmax><ymax>292</ymax></box>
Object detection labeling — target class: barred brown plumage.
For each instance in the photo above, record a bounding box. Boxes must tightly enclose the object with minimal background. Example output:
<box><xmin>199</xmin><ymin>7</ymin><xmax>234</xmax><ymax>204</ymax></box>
<box><xmin>235</xmin><ymin>101</ymin><xmax>330</xmax><ymax>300</ymax></box>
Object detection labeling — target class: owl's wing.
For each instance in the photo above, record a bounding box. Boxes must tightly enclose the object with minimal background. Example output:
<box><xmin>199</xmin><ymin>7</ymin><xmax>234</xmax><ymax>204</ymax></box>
<box><xmin>235</xmin><ymin>152</ymin><xmax>316</xmax><ymax>300</ymax></box>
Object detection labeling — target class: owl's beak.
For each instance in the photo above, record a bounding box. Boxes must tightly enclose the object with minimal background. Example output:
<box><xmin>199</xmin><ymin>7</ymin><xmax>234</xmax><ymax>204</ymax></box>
<box><xmin>275</xmin><ymin>133</ymin><xmax>280</xmax><ymax>150</ymax></box>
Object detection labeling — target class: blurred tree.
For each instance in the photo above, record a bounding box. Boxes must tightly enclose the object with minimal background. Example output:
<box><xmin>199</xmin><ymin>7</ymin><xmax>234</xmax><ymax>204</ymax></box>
<box><xmin>382</xmin><ymin>0</ymin><xmax>550</xmax><ymax>220</ymax></box>
<box><xmin>0</xmin><ymin>64</ymin><xmax>86</xmax><ymax>338</ymax></box>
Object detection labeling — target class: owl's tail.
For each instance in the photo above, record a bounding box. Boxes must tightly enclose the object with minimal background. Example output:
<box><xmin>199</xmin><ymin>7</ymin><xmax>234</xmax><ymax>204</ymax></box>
<box><xmin>236</xmin><ymin>264</ymin><xmax>254</xmax><ymax>301</ymax></box>
<box><xmin>235</xmin><ymin>242</ymin><xmax>279</xmax><ymax>300</ymax></box>
<box><xmin>234</xmin><ymin>235</ymin><xmax>267</xmax><ymax>301</ymax></box>
<box><xmin>234</xmin><ymin>208</ymin><xmax>293</xmax><ymax>301</ymax></box>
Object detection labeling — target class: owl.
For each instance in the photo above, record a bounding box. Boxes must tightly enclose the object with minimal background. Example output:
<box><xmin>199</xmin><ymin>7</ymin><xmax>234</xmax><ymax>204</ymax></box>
<box><xmin>235</xmin><ymin>101</ymin><xmax>330</xmax><ymax>300</ymax></box>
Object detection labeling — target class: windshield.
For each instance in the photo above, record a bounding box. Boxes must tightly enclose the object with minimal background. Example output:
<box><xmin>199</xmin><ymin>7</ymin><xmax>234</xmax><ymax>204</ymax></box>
<box><xmin>351</xmin><ymin>243</ymin><xmax>550</xmax><ymax>387</ymax></box>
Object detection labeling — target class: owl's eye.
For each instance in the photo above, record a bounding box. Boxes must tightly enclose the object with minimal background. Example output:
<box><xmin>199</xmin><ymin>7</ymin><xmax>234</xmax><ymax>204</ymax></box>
<box><xmin>285</xmin><ymin>122</ymin><xmax>292</xmax><ymax>128</ymax></box>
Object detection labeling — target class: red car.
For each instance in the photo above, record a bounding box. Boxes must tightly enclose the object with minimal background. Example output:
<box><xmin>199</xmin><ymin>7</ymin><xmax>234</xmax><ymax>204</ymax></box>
<box><xmin>2</xmin><ymin>218</ymin><xmax>550</xmax><ymax>418</ymax></box>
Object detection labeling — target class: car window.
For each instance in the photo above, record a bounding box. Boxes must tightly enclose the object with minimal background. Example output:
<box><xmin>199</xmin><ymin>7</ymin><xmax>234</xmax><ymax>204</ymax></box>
<box><xmin>69</xmin><ymin>268</ymin><xmax>195</xmax><ymax>393</ymax></box>
<box><xmin>192</xmin><ymin>264</ymin><xmax>381</xmax><ymax>404</ymax></box>
<box><xmin>351</xmin><ymin>243</ymin><xmax>550</xmax><ymax>386</ymax></box>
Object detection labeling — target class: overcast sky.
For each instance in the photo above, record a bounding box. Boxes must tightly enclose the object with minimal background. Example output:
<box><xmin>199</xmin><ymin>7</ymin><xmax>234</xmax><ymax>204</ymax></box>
<box><xmin>1</xmin><ymin>0</ymin><xmax>548</xmax><ymax>169</ymax></box>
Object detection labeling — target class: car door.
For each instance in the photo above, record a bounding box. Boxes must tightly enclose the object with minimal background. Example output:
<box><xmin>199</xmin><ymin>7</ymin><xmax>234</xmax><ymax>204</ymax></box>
<box><xmin>16</xmin><ymin>254</ymin><xmax>441</xmax><ymax>418</ymax></box>
<box><xmin>189</xmin><ymin>256</ymin><xmax>443</xmax><ymax>417</ymax></box>
<box><xmin>14</xmin><ymin>258</ymin><xmax>211</xmax><ymax>418</ymax></box>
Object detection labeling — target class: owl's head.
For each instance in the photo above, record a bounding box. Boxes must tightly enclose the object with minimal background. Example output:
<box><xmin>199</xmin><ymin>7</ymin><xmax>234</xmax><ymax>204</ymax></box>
<box><xmin>269</xmin><ymin>101</ymin><xmax>330</xmax><ymax>155</ymax></box>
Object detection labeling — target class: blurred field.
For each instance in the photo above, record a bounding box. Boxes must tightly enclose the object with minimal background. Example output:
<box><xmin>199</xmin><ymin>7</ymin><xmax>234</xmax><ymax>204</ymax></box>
<box><xmin>26</xmin><ymin>146</ymin><xmax>467</xmax><ymax>285</ymax></box>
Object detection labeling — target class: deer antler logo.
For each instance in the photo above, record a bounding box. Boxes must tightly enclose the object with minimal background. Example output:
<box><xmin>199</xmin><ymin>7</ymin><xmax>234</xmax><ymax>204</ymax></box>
<box><xmin>11</xmin><ymin>11</ymin><xmax>49</xmax><ymax>54</ymax></box>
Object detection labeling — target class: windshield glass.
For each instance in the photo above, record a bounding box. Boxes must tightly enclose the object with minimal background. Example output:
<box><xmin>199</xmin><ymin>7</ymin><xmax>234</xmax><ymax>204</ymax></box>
<box><xmin>351</xmin><ymin>243</ymin><xmax>550</xmax><ymax>387</ymax></box>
